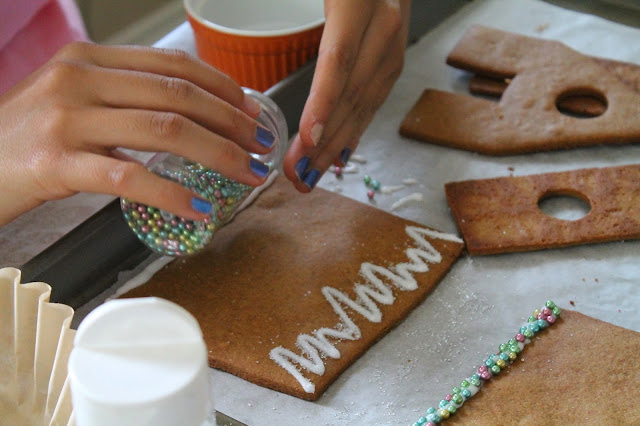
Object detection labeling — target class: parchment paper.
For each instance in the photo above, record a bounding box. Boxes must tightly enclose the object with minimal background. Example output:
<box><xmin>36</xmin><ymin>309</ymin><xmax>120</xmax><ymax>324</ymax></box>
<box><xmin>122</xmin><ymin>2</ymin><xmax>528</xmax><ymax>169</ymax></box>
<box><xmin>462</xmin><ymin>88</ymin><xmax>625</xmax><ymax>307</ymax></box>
<box><xmin>78</xmin><ymin>1</ymin><xmax>640</xmax><ymax>424</ymax></box>
<box><xmin>207</xmin><ymin>1</ymin><xmax>640</xmax><ymax>424</ymax></box>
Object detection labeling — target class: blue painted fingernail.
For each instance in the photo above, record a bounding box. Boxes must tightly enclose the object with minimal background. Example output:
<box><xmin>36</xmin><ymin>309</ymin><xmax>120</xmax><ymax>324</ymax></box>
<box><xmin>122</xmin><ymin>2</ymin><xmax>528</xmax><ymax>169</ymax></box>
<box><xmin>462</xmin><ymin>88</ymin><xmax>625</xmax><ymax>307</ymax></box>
<box><xmin>302</xmin><ymin>169</ymin><xmax>321</xmax><ymax>189</ymax></box>
<box><xmin>250</xmin><ymin>157</ymin><xmax>270</xmax><ymax>178</ymax></box>
<box><xmin>340</xmin><ymin>148</ymin><xmax>351</xmax><ymax>165</ymax></box>
<box><xmin>295</xmin><ymin>156</ymin><xmax>311</xmax><ymax>179</ymax></box>
<box><xmin>191</xmin><ymin>197</ymin><xmax>212</xmax><ymax>214</ymax></box>
<box><xmin>256</xmin><ymin>126</ymin><xmax>275</xmax><ymax>148</ymax></box>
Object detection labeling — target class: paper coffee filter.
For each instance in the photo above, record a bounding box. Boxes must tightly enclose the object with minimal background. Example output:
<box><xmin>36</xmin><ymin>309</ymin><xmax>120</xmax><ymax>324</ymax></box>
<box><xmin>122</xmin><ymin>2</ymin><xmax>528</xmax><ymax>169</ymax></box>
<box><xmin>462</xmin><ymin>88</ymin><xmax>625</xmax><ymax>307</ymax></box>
<box><xmin>0</xmin><ymin>267</ymin><xmax>75</xmax><ymax>426</ymax></box>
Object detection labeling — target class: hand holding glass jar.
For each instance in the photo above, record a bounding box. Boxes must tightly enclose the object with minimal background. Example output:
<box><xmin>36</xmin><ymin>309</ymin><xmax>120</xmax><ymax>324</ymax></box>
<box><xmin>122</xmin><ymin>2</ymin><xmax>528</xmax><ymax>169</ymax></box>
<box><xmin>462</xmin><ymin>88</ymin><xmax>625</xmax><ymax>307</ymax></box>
<box><xmin>121</xmin><ymin>88</ymin><xmax>288</xmax><ymax>256</ymax></box>
<box><xmin>0</xmin><ymin>44</ymin><xmax>277</xmax><ymax>227</ymax></box>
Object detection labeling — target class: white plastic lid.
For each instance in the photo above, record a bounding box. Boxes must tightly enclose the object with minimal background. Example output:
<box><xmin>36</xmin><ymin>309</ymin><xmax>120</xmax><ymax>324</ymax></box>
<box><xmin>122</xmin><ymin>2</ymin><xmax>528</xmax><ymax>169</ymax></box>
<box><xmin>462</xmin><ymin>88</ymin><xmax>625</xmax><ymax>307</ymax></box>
<box><xmin>69</xmin><ymin>297</ymin><xmax>211</xmax><ymax>426</ymax></box>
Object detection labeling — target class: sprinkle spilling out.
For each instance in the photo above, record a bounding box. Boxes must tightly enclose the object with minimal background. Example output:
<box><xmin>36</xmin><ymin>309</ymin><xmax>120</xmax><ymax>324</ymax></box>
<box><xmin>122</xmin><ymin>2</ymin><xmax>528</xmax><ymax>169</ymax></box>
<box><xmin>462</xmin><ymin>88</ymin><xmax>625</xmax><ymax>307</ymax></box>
<box><xmin>411</xmin><ymin>301</ymin><xmax>561</xmax><ymax>426</ymax></box>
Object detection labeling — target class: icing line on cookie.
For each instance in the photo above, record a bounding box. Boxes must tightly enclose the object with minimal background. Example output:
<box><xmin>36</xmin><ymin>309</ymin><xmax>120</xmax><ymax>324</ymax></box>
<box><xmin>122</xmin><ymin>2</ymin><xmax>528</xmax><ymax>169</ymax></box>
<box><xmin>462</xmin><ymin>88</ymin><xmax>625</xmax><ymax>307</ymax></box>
<box><xmin>270</xmin><ymin>226</ymin><xmax>463</xmax><ymax>394</ymax></box>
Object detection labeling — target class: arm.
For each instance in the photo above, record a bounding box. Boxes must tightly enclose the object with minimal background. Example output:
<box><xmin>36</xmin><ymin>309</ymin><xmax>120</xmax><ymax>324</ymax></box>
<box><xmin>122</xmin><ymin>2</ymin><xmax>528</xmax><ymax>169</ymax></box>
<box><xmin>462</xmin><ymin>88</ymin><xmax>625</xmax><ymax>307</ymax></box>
<box><xmin>283</xmin><ymin>0</ymin><xmax>412</xmax><ymax>191</ymax></box>
<box><xmin>0</xmin><ymin>43</ymin><xmax>275</xmax><ymax>225</ymax></box>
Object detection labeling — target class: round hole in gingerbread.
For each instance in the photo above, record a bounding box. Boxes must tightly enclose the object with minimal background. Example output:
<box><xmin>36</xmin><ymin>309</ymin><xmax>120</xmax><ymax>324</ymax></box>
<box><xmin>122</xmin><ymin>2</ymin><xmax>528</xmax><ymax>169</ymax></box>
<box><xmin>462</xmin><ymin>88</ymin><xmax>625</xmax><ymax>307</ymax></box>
<box><xmin>554</xmin><ymin>88</ymin><xmax>608</xmax><ymax>119</ymax></box>
<box><xmin>538</xmin><ymin>191</ymin><xmax>591</xmax><ymax>221</ymax></box>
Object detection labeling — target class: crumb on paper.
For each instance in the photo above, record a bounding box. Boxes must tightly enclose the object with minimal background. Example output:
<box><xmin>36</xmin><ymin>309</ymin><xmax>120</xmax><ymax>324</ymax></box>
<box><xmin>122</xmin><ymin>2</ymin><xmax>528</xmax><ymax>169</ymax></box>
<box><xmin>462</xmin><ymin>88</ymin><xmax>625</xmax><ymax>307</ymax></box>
<box><xmin>329</xmin><ymin>163</ymin><xmax>359</xmax><ymax>174</ymax></box>
<box><xmin>381</xmin><ymin>185</ymin><xmax>405</xmax><ymax>194</ymax></box>
<box><xmin>508</xmin><ymin>166</ymin><xmax>514</xmax><ymax>172</ymax></box>
<box><xmin>535</xmin><ymin>23</ymin><xmax>550</xmax><ymax>33</ymax></box>
<box><xmin>349</xmin><ymin>154</ymin><xmax>367</xmax><ymax>164</ymax></box>
<box><xmin>391</xmin><ymin>193</ymin><xmax>423</xmax><ymax>211</ymax></box>
<box><xmin>570</xmin><ymin>300</ymin><xmax>575</xmax><ymax>306</ymax></box>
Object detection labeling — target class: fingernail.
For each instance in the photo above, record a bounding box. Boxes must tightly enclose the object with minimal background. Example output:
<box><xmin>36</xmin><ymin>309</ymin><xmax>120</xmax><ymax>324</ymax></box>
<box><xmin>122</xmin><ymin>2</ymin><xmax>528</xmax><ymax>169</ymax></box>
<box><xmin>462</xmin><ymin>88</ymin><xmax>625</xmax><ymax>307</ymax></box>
<box><xmin>256</xmin><ymin>126</ymin><xmax>275</xmax><ymax>148</ymax></box>
<box><xmin>191</xmin><ymin>197</ymin><xmax>212</xmax><ymax>214</ymax></box>
<box><xmin>340</xmin><ymin>148</ymin><xmax>351</xmax><ymax>165</ymax></box>
<box><xmin>294</xmin><ymin>156</ymin><xmax>311</xmax><ymax>179</ymax></box>
<box><xmin>244</xmin><ymin>94</ymin><xmax>262</xmax><ymax>116</ymax></box>
<box><xmin>250</xmin><ymin>157</ymin><xmax>270</xmax><ymax>178</ymax></box>
<box><xmin>310</xmin><ymin>123</ymin><xmax>323</xmax><ymax>146</ymax></box>
<box><xmin>302</xmin><ymin>169</ymin><xmax>321</xmax><ymax>189</ymax></box>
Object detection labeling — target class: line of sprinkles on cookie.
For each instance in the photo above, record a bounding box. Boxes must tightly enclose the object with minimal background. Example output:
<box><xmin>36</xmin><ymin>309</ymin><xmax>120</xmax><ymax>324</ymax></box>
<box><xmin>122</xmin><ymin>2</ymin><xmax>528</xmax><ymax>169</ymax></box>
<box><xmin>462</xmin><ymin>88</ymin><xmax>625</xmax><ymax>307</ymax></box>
<box><xmin>412</xmin><ymin>301</ymin><xmax>561</xmax><ymax>426</ymax></box>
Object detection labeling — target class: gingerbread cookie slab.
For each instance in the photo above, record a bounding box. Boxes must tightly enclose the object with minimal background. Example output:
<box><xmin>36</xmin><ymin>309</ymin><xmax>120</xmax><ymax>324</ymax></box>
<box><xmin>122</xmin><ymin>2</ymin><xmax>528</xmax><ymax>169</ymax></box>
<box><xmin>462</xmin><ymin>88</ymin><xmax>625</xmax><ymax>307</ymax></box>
<box><xmin>447</xmin><ymin>25</ymin><xmax>640</xmax><ymax>94</ymax></box>
<box><xmin>121</xmin><ymin>176</ymin><xmax>464</xmax><ymax>400</ymax></box>
<box><xmin>461</xmin><ymin>25</ymin><xmax>640</xmax><ymax>117</ymax></box>
<box><xmin>399</xmin><ymin>25</ymin><xmax>640</xmax><ymax>155</ymax></box>
<box><xmin>444</xmin><ymin>164</ymin><xmax>640</xmax><ymax>255</ymax></box>
<box><xmin>446</xmin><ymin>309</ymin><xmax>640</xmax><ymax>425</ymax></box>
<box><xmin>469</xmin><ymin>75</ymin><xmax>606</xmax><ymax>117</ymax></box>
<box><xmin>412</xmin><ymin>304</ymin><xmax>640</xmax><ymax>425</ymax></box>
<box><xmin>413</xmin><ymin>301</ymin><xmax>563</xmax><ymax>425</ymax></box>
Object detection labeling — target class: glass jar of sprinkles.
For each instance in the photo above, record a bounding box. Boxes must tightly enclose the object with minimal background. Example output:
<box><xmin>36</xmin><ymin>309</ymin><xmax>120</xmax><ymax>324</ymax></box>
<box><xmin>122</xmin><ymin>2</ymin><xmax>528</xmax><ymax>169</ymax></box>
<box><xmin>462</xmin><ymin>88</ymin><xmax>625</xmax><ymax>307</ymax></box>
<box><xmin>121</xmin><ymin>88</ymin><xmax>288</xmax><ymax>256</ymax></box>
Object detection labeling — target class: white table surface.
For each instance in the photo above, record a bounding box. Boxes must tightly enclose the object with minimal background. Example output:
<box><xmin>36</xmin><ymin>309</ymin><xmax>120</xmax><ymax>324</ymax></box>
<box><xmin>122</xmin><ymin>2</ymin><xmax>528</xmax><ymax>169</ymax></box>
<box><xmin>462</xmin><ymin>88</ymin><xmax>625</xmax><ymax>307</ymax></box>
<box><xmin>68</xmin><ymin>0</ymin><xmax>640</xmax><ymax>424</ymax></box>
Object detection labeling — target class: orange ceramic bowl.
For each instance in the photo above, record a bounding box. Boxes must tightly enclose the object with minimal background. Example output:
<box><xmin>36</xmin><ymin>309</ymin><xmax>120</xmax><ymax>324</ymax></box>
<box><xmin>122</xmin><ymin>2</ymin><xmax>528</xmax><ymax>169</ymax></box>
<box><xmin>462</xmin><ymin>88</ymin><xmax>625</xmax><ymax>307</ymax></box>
<box><xmin>184</xmin><ymin>0</ymin><xmax>325</xmax><ymax>92</ymax></box>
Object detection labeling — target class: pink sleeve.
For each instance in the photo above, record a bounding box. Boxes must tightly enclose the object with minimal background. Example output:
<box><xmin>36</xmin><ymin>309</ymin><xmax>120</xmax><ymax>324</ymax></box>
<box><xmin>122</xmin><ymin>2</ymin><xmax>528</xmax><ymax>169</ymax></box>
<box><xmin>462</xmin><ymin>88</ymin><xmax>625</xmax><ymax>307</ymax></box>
<box><xmin>0</xmin><ymin>0</ymin><xmax>88</xmax><ymax>95</ymax></box>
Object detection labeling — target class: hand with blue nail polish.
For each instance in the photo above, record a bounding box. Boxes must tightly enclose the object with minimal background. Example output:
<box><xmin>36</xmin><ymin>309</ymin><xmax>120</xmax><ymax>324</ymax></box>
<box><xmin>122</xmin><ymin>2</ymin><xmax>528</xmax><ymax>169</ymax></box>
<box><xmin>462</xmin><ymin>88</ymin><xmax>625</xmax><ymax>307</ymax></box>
<box><xmin>282</xmin><ymin>0</ymin><xmax>411</xmax><ymax>193</ymax></box>
<box><xmin>302</xmin><ymin>169</ymin><xmax>321</xmax><ymax>190</ymax></box>
<box><xmin>0</xmin><ymin>40</ymin><xmax>277</xmax><ymax>226</ymax></box>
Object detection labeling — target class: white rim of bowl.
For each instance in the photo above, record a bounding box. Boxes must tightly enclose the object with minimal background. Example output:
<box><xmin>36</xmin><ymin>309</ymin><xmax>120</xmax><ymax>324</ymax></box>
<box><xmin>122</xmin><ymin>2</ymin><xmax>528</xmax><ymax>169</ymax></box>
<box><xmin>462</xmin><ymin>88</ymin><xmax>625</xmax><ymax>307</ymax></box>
<box><xmin>184</xmin><ymin>1</ymin><xmax>325</xmax><ymax>37</ymax></box>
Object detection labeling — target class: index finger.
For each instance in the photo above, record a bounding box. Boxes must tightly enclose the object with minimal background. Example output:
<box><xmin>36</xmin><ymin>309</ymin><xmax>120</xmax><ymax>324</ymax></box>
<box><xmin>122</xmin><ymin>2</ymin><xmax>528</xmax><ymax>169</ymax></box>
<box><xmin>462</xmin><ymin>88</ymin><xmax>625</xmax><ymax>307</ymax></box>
<box><xmin>53</xmin><ymin>42</ymin><xmax>262</xmax><ymax>118</ymax></box>
<box><xmin>297</xmin><ymin>0</ymin><xmax>374</xmax><ymax>148</ymax></box>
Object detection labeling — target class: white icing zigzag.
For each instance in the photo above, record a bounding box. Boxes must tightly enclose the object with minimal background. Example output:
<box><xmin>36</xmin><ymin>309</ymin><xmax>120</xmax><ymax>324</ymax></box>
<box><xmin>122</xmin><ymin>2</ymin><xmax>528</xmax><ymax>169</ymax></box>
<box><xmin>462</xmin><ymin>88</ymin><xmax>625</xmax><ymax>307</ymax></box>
<box><xmin>269</xmin><ymin>226</ymin><xmax>463</xmax><ymax>394</ymax></box>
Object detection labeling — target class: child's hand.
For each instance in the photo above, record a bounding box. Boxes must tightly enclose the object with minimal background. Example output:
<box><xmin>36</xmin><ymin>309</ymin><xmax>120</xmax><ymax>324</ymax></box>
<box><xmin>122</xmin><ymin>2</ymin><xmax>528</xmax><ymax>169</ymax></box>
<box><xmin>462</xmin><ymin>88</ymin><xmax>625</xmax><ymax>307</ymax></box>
<box><xmin>283</xmin><ymin>0</ymin><xmax>411</xmax><ymax>191</ymax></box>
<box><xmin>0</xmin><ymin>42</ymin><xmax>276</xmax><ymax>225</ymax></box>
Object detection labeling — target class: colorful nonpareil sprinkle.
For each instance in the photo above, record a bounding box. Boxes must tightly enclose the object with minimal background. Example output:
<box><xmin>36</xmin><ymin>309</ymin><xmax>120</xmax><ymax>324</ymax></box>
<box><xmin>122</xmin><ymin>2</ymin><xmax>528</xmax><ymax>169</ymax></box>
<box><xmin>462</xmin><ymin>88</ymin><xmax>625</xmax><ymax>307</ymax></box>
<box><xmin>363</xmin><ymin>174</ymin><xmax>381</xmax><ymax>191</ymax></box>
<box><xmin>364</xmin><ymin>175</ymin><xmax>382</xmax><ymax>200</ymax></box>
<box><xmin>122</xmin><ymin>161</ymin><xmax>253</xmax><ymax>256</ymax></box>
<box><xmin>411</xmin><ymin>301</ymin><xmax>561</xmax><ymax>426</ymax></box>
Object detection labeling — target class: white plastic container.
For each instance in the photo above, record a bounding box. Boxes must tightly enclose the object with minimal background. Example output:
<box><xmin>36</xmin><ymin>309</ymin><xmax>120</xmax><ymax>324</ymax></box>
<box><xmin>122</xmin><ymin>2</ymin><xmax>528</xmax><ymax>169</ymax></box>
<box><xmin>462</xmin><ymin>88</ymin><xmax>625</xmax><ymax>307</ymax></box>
<box><xmin>68</xmin><ymin>297</ymin><xmax>211</xmax><ymax>426</ymax></box>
